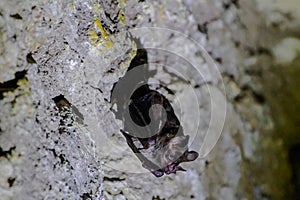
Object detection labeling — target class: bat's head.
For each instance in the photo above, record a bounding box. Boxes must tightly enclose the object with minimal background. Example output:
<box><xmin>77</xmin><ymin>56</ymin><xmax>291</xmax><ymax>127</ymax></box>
<box><xmin>156</xmin><ymin>135</ymin><xmax>198</xmax><ymax>175</ymax></box>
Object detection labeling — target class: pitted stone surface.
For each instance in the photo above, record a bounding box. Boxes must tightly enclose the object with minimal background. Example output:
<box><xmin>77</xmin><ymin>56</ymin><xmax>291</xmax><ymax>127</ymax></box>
<box><xmin>1</xmin><ymin>0</ymin><xmax>298</xmax><ymax>199</ymax></box>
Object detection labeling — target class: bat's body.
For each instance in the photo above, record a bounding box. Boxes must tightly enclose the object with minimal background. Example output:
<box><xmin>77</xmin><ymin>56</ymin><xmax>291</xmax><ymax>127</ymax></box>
<box><xmin>121</xmin><ymin>84</ymin><xmax>198</xmax><ymax>177</ymax></box>
<box><xmin>111</xmin><ymin>44</ymin><xmax>198</xmax><ymax>177</ymax></box>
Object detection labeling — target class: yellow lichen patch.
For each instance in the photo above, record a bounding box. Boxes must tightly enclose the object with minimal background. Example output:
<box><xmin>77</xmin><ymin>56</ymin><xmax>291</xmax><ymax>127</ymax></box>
<box><xmin>95</xmin><ymin>18</ymin><xmax>108</xmax><ymax>38</ymax></box>
<box><xmin>8</xmin><ymin>148</ymin><xmax>22</xmax><ymax>162</ymax></box>
<box><xmin>121</xmin><ymin>57</ymin><xmax>132</xmax><ymax>69</ymax></box>
<box><xmin>88</xmin><ymin>29</ymin><xmax>99</xmax><ymax>45</ymax></box>
<box><xmin>88</xmin><ymin>18</ymin><xmax>114</xmax><ymax>49</ymax></box>
<box><xmin>118</xmin><ymin>0</ymin><xmax>126</xmax><ymax>6</ymax></box>
<box><xmin>159</xmin><ymin>4</ymin><xmax>166</xmax><ymax>21</ymax></box>
<box><xmin>90</xmin><ymin>1</ymin><xmax>116</xmax><ymax>49</ymax></box>
<box><xmin>130</xmin><ymin>49</ymin><xmax>137</xmax><ymax>58</ymax></box>
<box><xmin>91</xmin><ymin>37</ymin><xmax>114</xmax><ymax>50</ymax></box>
<box><xmin>117</xmin><ymin>0</ymin><xmax>126</xmax><ymax>24</ymax></box>
<box><xmin>17</xmin><ymin>78</ymin><xmax>29</xmax><ymax>89</ymax></box>
<box><xmin>118</xmin><ymin>9</ymin><xmax>126</xmax><ymax>24</ymax></box>
<box><xmin>121</xmin><ymin>49</ymin><xmax>137</xmax><ymax>69</ymax></box>
<box><xmin>69</xmin><ymin>2</ymin><xmax>75</xmax><ymax>10</ymax></box>
<box><xmin>128</xmin><ymin>41</ymin><xmax>137</xmax><ymax>61</ymax></box>
<box><xmin>104</xmin><ymin>39</ymin><xmax>114</xmax><ymax>50</ymax></box>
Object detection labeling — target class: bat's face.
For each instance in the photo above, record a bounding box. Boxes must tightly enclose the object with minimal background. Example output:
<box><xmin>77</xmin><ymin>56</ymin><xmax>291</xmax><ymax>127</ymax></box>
<box><xmin>155</xmin><ymin>135</ymin><xmax>198</xmax><ymax>176</ymax></box>
<box><xmin>159</xmin><ymin>135</ymin><xmax>189</xmax><ymax>166</ymax></box>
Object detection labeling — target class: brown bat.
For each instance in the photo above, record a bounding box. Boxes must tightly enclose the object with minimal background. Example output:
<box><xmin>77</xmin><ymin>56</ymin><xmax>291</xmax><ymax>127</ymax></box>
<box><xmin>111</xmin><ymin>41</ymin><xmax>198</xmax><ymax>177</ymax></box>
<box><xmin>120</xmin><ymin>84</ymin><xmax>198</xmax><ymax>177</ymax></box>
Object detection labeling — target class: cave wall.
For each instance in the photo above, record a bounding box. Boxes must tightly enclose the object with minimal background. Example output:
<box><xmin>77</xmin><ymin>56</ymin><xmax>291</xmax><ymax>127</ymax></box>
<box><xmin>0</xmin><ymin>0</ymin><xmax>299</xmax><ymax>199</ymax></box>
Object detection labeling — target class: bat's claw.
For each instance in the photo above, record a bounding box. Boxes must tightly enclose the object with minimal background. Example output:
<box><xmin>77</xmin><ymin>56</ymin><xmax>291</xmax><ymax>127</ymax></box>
<box><xmin>151</xmin><ymin>169</ymin><xmax>164</xmax><ymax>177</ymax></box>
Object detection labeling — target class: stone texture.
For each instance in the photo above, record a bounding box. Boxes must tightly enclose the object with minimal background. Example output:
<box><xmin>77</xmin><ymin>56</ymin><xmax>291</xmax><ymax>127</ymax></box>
<box><xmin>0</xmin><ymin>0</ymin><xmax>299</xmax><ymax>199</ymax></box>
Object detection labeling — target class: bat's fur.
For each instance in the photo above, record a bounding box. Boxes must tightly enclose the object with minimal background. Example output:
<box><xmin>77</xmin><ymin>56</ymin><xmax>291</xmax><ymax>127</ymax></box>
<box><xmin>121</xmin><ymin>85</ymin><xmax>198</xmax><ymax>177</ymax></box>
<box><xmin>111</xmin><ymin>44</ymin><xmax>198</xmax><ymax>177</ymax></box>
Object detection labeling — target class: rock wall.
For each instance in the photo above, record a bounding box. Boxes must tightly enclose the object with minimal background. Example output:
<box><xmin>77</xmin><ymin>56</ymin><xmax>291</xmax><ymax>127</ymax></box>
<box><xmin>0</xmin><ymin>0</ymin><xmax>299</xmax><ymax>199</ymax></box>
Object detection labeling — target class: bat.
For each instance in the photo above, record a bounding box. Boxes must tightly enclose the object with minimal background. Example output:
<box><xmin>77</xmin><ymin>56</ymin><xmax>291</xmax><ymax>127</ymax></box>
<box><xmin>120</xmin><ymin>84</ymin><xmax>198</xmax><ymax>177</ymax></box>
<box><xmin>111</xmin><ymin>41</ymin><xmax>198</xmax><ymax>177</ymax></box>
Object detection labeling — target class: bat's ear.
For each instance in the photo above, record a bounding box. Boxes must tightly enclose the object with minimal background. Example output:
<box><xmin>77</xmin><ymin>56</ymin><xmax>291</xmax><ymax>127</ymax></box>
<box><xmin>185</xmin><ymin>151</ymin><xmax>199</xmax><ymax>162</ymax></box>
<box><xmin>151</xmin><ymin>169</ymin><xmax>164</xmax><ymax>177</ymax></box>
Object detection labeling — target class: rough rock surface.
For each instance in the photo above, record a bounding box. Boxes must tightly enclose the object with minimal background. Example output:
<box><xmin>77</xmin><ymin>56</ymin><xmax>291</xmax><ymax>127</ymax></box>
<box><xmin>0</xmin><ymin>0</ymin><xmax>299</xmax><ymax>199</ymax></box>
